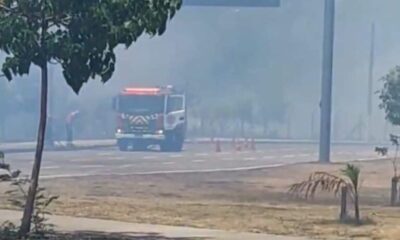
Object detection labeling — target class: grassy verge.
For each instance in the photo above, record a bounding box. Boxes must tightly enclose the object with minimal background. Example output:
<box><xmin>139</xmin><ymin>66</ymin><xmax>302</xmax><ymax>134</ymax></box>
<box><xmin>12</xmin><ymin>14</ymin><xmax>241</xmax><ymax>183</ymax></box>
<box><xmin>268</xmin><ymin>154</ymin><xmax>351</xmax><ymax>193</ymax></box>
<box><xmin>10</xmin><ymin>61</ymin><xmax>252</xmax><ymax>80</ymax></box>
<box><xmin>2</xmin><ymin>160</ymin><xmax>400</xmax><ymax>239</ymax></box>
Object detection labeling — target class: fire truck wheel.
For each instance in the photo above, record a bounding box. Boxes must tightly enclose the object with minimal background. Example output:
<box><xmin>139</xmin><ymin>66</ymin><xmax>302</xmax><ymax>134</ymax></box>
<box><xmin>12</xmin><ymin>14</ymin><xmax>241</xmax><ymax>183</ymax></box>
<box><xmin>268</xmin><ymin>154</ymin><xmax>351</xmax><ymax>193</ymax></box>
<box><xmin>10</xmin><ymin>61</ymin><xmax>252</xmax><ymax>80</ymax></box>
<box><xmin>117</xmin><ymin>140</ymin><xmax>129</xmax><ymax>151</ymax></box>
<box><xmin>161</xmin><ymin>132</ymin><xmax>183</xmax><ymax>152</ymax></box>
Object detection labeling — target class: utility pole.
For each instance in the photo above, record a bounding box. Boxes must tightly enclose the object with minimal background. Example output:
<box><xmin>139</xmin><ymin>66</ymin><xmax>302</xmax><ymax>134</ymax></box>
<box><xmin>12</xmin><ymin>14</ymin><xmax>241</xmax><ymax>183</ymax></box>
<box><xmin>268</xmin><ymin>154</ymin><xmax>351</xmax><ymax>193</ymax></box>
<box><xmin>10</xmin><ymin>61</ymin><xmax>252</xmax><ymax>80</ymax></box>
<box><xmin>367</xmin><ymin>23</ymin><xmax>375</xmax><ymax>142</ymax></box>
<box><xmin>319</xmin><ymin>0</ymin><xmax>335</xmax><ymax>163</ymax></box>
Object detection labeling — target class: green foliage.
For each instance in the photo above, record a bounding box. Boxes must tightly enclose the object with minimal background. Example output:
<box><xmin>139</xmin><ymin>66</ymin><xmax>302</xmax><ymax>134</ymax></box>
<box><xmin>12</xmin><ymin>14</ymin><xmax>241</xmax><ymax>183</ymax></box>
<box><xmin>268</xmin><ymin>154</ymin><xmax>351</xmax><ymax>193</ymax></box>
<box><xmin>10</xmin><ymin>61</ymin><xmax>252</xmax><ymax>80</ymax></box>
<box><xmin>0</xmin><ymin>222</ymin><xmax>19</xmax><ymax>240</ymax></box>
<box><xmin>341</xmin><ymin>164</ymin><xmax>360</xmax><ymax>193</ymax></box>
<box><xmin>0</xmin><ymin>0</ymin><xmax>182</xmax><ymax>93</ymax></box>
<box><xmin>0</xmin><ymin>151</ymin><xmax>58</xmax><ymax>237</ymax></box>
<box><xmin>379</xmin><ymin>66</ymin><xmax>400</xmax><ymax>125</ymax></box>
<box><xmin>375</xmin><ymin>134</ymin><xmax>400</xmax><ymax>179</ymax></box>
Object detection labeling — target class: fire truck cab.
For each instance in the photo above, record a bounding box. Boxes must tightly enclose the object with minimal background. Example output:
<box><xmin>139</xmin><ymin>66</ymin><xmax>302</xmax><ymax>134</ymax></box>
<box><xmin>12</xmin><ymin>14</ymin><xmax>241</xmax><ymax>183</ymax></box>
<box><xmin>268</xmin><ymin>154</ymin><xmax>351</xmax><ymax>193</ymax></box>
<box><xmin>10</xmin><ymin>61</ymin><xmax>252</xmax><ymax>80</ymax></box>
<box><xmin>112</xmin><ymin>86</ymin><xmax>186</xmax><ymax>152</ymax></box>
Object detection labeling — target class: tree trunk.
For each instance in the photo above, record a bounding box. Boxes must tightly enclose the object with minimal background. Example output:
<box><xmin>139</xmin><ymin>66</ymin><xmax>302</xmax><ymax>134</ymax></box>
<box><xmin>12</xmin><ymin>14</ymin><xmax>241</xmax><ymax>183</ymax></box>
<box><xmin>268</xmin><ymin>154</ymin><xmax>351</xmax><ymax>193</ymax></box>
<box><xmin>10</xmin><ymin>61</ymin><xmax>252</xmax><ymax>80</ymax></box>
<box><xmin>354</xmin><ymin>191</ymin><xmax>360</xmax><ymax>224</ymax></box>
<box><xmin>339</xmin><ymin>186</ymin><xmax>348</xmax><ymax>222</ymax></box>
<box><xmin>19</xmin><ymin>63</ymin><xmax>48</xmax><ymax>237</ymax></box>
<box><xmin>391</xmin><ymin>177</ymin><xmax>398</xmax><ymax>206</ymax></box>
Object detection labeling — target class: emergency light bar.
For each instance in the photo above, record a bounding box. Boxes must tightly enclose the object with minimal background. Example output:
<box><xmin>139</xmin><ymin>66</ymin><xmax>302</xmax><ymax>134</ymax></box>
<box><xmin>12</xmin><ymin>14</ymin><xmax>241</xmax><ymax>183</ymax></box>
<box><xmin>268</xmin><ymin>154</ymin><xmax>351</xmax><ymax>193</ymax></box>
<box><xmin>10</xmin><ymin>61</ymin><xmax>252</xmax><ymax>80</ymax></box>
<box><xmin>122</xmin><ymin>87</ymin><xmax>173</xmax><ymax>95</ymax></box>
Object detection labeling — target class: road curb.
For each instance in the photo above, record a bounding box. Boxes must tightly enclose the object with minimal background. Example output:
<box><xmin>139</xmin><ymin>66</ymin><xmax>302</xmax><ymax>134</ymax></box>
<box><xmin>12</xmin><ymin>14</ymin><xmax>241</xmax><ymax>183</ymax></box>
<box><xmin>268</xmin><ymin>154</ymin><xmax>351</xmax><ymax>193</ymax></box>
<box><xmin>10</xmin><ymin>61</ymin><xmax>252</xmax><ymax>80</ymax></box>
<box><xmin>1</xmin><ymin>143</ymin><xmax>115</xmax><ymax>154</ymax></box>
<box><xmin>1</xmin><ymin>138</ymin><xmax>386</xmax><ymax>154</ymax></box>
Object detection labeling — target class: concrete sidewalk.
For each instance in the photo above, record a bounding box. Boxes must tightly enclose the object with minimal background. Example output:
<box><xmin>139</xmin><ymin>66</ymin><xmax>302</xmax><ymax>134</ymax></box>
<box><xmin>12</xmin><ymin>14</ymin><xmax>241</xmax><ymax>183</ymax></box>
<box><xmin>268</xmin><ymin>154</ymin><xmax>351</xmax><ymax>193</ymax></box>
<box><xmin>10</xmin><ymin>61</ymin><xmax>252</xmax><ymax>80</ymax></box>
<box><xmin>0</xmin><ymin>210</ymin><xmax>308</xmax><ymax>240</ymax></box>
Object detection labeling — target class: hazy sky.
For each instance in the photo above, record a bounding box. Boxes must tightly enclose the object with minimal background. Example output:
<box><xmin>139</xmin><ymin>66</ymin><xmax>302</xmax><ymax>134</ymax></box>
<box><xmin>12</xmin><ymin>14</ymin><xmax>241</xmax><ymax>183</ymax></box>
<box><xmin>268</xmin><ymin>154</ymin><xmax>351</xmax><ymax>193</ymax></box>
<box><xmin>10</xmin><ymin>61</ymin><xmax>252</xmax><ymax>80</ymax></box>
<box><xmin>3</xmin><ymin>0</ymin><xmax>400</xmax><ymax>140</ymax></box>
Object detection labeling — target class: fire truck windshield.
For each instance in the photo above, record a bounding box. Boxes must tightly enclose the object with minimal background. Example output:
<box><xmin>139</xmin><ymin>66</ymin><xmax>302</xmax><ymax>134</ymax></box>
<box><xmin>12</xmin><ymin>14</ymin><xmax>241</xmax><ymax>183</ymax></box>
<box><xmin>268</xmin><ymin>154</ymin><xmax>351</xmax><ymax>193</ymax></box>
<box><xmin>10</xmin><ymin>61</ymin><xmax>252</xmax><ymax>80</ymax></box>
<box><xmin>118</xmin><ymin>95</ymin><xmax>164</xmax><ymax>114</ymax></box>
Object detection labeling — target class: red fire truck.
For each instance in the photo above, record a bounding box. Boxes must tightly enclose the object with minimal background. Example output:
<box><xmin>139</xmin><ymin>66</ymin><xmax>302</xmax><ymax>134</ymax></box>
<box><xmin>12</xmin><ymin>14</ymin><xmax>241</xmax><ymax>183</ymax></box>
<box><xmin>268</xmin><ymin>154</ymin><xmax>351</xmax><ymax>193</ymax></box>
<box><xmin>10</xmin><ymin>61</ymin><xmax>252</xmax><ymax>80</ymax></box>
<box><xmin>113</xmin><ymin>86</ymin><xmax>186</xmax><ymax>152</ymax></box>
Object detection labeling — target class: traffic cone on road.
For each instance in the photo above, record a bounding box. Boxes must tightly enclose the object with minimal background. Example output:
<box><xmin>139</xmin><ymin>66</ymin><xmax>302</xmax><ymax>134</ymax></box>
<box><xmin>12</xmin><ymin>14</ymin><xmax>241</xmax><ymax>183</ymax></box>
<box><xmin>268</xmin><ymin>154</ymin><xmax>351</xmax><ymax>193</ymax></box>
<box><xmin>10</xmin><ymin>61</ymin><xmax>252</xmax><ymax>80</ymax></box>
<box><xmin>216</xmin><ymin>139</ymin><xmax>222</xmax><ymax>153</ymax></box>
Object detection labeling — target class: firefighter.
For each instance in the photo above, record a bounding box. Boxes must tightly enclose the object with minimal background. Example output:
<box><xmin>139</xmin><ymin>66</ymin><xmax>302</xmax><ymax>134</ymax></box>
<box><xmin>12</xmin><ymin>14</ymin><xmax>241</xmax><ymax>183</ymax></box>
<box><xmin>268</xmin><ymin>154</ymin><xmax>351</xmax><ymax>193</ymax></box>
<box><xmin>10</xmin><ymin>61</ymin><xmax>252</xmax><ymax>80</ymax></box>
<box><xmin>65</xmin><ymin>110</ymin><xmax>80</xmax><ymax>146</ymax></box>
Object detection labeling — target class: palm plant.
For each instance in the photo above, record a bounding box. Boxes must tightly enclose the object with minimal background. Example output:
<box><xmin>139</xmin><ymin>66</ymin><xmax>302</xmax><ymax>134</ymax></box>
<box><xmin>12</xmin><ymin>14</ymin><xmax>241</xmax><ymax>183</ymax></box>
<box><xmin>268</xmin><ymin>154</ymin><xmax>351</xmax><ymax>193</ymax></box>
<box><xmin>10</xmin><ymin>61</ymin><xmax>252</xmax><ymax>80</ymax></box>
<box><xmin>289</xmin><ymin>164</ymin><xmax>361</xmax><ymax>224</ymax></box>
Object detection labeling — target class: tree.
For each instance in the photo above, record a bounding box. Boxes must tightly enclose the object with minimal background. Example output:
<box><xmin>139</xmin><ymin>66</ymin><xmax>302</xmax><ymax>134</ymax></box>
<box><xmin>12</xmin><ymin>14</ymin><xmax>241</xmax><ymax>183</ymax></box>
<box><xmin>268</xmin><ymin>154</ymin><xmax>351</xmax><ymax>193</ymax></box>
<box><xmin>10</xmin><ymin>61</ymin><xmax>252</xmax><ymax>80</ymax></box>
<box><xmin>380</xmin><ymin>66</ymin><xmax>400</xmax><ymax>125</ymax></box>
<box><xmin>378</xmin><ymin>67</ymin><xmax>400</xmax><ymax>206</ymax></box>
<box><xmin>0</xmin><ymin>0</ymin><xmax>182</xmax><ymax>236</ymax></box>
<box><xmin>376</xmin><ymin>135</ymin><xmax>400</xmax><ymax>206</ymax></box>
<box><xmin>289</xmin><ymin>164</ymin><xmax>362</xmax><ymax>224</ymax></box>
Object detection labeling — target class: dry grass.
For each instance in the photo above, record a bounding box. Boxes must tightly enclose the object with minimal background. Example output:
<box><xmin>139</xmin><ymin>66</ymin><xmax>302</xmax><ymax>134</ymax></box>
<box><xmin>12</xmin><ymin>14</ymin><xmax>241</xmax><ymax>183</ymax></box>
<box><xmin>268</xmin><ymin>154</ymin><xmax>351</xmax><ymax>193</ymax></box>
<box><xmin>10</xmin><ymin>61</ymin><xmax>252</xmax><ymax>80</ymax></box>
<box><xmin>2</xmin><ymin>159</ymin><xmax>400</xmax><ymax>239</ymax></box>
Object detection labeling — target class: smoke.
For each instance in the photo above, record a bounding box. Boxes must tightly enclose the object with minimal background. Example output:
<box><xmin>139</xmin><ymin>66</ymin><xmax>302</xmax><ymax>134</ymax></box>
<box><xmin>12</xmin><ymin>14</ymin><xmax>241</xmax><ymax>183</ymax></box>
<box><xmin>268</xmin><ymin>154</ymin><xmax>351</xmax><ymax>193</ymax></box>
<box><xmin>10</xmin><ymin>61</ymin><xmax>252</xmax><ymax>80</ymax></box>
<box><xmin>2</xmin><ymin>0</ymin><xmax>400</xmax><ymax>141</ymax></box>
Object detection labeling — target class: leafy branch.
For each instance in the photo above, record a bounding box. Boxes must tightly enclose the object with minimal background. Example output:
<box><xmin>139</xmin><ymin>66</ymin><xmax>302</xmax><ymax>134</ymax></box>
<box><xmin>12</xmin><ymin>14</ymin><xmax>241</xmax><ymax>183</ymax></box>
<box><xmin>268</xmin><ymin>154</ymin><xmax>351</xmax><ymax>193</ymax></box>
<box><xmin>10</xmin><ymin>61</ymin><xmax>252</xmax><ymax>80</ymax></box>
<box><xmin>0</xmin><ymin>151</ymin><xmax>59</xmax><ymax>237</ymax></box>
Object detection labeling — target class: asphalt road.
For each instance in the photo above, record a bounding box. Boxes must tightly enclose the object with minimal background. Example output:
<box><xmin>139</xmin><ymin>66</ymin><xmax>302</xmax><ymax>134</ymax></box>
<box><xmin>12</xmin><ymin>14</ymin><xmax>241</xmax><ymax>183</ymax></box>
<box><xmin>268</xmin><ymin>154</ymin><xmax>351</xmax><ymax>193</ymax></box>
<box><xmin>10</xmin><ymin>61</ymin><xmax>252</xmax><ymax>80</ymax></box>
<box><xmin>3</xmin><ymin>143</ymin><xmax>382</xmax><ymax>179</ymax></box>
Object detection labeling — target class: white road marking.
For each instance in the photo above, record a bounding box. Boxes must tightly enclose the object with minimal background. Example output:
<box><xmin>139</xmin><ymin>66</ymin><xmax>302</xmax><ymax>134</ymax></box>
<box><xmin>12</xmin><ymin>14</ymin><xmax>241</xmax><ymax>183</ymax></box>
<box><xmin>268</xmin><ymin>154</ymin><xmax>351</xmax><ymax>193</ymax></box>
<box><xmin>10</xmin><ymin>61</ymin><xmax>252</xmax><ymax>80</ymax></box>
<box><xmin>108</xmin><ymin>156</ymin><xmax>125</xmax><ymax>160</ymax></box>
<box><xmin>117</xmin><ymin>164</ymin><xmax>135</xmax><ymax>169</ymax></box>
<box><xmin>97</xmin><ymin>153</ymin><xmax>114</xmax><ymax>157</ymax></box>
<box><xmin>244</xmin><ymin>157</ymin><xmax>256</xmax><ymax>161</ymax></box>
<box><xmin>42</xmin><ymin>166</ymin><xmax>60</xmax><ymax>170</ymax></box>
<box><xmin>297</xmin><ymin>153</ymin><xmax>312</xmax><ymax>157</ymax></box>
<box><xmin>40</xmin><ymin>162</ymin><xmax>308</xmax><ymax>179</ymax></box>
<box><xmin>192</xmin><ymin>160</ymin><xmax>205</xmax><ymax>163</ymax></box>
<box><xmin>195</xmin><ymin>153</ymin><xmax>209</xmax><ymax>157</ymax></box>
<box><xmin>169</xmin><ymin>155</ymin><xmax>183</xmax><ymax>158</ymax></box>
<box><xmin>143</xmin><ymin>156</ymin><xmax>158</xmax><ymax>160</ymax></box>
<box><xmin>81</xmin><ymin>165</ymin><xmax>105</xmax><ymax>169</ymax></box>
<box><xmin>163</xmin><ymin>161</ymin><xmax>176</xmax><ymax>165</ymax></box>
<box><xmin>70</xmin><ymin>158</ymin><xmax>92</xmax><ymax>163</ymax></box>
<box><xmin>283</xmin><ymin>155</ymin><xmax>295</xmax><ymax>159</ymax></box>
<box><xmin>263</xmin><ymin>156</ymin><xmax>274</xmax><ymax>160</ymax></box>
<box><xmin>222</xmin><ymin>158</ymin><xmax>235</xmax><ymax>161</ymax></box>
<box><xmin>349</xmin><ymin>157</ymin><xmax>387</xmax><ymax>162</ymax></box>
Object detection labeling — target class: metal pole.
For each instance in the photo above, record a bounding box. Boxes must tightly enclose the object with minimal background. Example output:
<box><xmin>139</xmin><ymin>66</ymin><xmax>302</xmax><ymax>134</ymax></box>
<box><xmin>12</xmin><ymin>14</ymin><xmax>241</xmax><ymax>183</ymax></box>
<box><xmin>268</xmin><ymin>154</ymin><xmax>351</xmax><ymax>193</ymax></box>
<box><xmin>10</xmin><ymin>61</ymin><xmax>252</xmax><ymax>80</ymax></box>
<box><xmin>367</xmin><ymin>23</ymin><xmax>375</xmax><ymax>142</ymax></box>
<box><xmin>319</xmin><ymin>0</ymin><xmax>335</xmax><ymax>163</ymax></box>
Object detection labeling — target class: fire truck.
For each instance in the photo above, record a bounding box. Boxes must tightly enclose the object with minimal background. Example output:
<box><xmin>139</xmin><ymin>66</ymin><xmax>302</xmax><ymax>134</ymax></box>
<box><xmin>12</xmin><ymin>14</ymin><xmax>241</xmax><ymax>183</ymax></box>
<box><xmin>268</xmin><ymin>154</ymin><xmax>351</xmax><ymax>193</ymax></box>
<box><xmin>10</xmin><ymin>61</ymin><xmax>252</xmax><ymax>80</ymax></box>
<box><xmin>112</xmin><ymin>86</ymin><xmax>186</xmax><ymax>152</ymax></box>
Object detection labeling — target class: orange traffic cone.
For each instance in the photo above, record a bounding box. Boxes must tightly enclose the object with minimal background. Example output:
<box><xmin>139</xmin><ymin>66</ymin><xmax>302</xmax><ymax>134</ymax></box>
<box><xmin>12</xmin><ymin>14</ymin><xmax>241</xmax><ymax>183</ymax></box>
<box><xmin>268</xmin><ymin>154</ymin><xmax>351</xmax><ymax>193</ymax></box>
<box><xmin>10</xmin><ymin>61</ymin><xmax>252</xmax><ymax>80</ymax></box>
<box><xmin>216</xmin><ymin>139</ymin><xmax>222</xmax><ymax>153</ymax></box>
